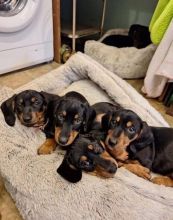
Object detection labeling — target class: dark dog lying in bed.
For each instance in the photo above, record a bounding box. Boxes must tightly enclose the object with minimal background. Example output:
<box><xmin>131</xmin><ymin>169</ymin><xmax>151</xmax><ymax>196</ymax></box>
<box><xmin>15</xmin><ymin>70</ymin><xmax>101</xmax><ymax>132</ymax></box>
<box><xmin>53</xmin><ymin>91</ymin><xmax>96</xmax><ymax>148</ymax></box>
<box><xmin>1</xmin><ymin>90</ymin><xmax>60</xmax><ymax>155</ymax></box>
<box><xmin>102</xmin><ymin>24</ymin><xmax>151</xmax><ymax>49</ymax></box>
<box><xmin>1</xmin><ymin>90</ymin><xmax>97</xmax><ymax>155</ymax></box>
<box><xmin>102</xmin><ymin>109</ymin><xmax>173</xmax><ymax>186</ymax></box>
<box><xmin>57</xmin><ymin>134</ymin><xmax>118</xmax><ymax>183</ymax></box>
<box><xmin>57</xmin><ymin>102</ymin><xmax>121</xmax><ymax>182</ymax></box>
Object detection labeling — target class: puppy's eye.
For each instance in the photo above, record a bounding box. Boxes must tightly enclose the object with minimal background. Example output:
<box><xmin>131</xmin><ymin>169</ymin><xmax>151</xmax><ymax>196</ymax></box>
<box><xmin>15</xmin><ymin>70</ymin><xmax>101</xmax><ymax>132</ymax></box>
<box><xmin>74</xmin><ymin>118</ymin><xmax>81</xmax><ymax>124</ymax></box>
<box><xmin>111</xmin><ymin>120</ymin><xmax>117</xmax><ymax>126</ymax></box>
<box><xmin>128</xmin><ymin>126</ymin><xmax>136</xmax><ymax>133</ymax></box>
<box><xmin>58</xmin><ymin>113</ymin><xmax>64</xmax><ymax>121</ymax></box>
<box><xmin>17</xmin><ymin>101</ymin><xmax>23</xmax><ymax>106</ymax></box>
<box><xmin>33</xmin><ymin>101</ymin><xmax>40</xmax><ymax>106</ymax></box>
<box><xmin>34</xmin><ymin>99</ymin><xmax>40</xmax><ymax>105</ymax></box>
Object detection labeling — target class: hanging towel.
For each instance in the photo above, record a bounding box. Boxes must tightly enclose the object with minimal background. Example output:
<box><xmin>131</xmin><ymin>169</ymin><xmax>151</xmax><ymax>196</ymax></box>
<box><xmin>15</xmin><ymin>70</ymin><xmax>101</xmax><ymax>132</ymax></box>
<box><xmin>150</xmin><ymin>0</ymin><xmax>173</xmax><ymax>44</ymax></box>
<box><xmin>142</xmin><ymin>19</ymin><xmax>173</xmax><ymax>98</ymax></box>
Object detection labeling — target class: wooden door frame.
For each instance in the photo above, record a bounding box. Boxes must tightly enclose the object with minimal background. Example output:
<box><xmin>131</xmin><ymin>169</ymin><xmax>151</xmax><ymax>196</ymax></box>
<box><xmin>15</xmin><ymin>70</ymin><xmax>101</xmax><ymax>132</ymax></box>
<box><xmin>52</xmin><ymin>0</ymin><xmax>61</xmax><ymax>63</ymax></box>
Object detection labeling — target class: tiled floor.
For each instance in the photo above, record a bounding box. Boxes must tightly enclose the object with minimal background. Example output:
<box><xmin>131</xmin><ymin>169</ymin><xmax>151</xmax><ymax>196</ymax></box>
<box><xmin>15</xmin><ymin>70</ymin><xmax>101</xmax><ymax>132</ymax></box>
<box><xmin>0</xmin><ymin>62</ymin><xmax>173</xmax><ymax>219</ymax></box>
<box><xmin>0</xmin><ymin>62</ymin><xmax>60</xmax><ymax>89</ymax></box>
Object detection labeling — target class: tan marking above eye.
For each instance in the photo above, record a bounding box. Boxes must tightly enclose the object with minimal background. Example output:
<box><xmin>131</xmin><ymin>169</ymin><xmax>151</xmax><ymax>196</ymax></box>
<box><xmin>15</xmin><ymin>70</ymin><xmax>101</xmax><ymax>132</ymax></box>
<box><xmin>95</xmin><ymin>113</ymin><xmax>105</xmax><ymax>123</ymax></box>
<box><xmin>19</xmin><ymin>99</ymin><xmax>23</xmax><ymax>103</ymax></box>
<box><xmin>80</xmin><ymin>156</ymin><xmax>88</xmax><ymax>161</ymax></box>
<box><xmin>74</xmin><ymin>114</ymin><xmax>79</xmax><ymax>119</ymax></box>
<box><xmin>127</xmin><ymin>121</ymin><xmax>133</xmax><ymax>127</ymax></box>
<box><xmin>62</xmin><ymin>111</ymin><xmax>66</xmax><ymax>116</ymax></box>
<box><xmin>88</xmin><ymin>144</ymin><xmax>94</xmax><ymax>150</ymax></box>
<box><xmin>31</xmin><ymin>97</ymin><xmax>36</xmax><ymax>102</ymax></box>
<box><xmin>116</xmin><ymin>116</ymin><xmax>120</xmax><ymax>122</ymax></box>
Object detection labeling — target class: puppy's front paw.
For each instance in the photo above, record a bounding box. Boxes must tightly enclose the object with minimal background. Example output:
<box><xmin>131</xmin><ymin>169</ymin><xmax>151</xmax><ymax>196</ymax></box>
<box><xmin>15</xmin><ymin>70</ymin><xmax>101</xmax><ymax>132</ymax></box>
<box><xmin>123</xmin><ymin>164</ymin><xmax>151</xmax><ymax>180</ymax></box>
<box><xmin>87</xmin><ymin>143</ymin><xmax>103</xmax><ymax>154</ymax></box>
<box><xmin>151</xmin><ymin>176</ymin><xmax>173</xmax><ymax>187</ymax></box>
<box><xmin>37</xmin><ymin>138</ymin><xmax>57</xmax><ymax>155</ymax></box>
<box><xmin>116</xmin><ymin>151</ymin><xmax>129</xmax><ymax>162</ymax></box>
<box><xmin>138</xmin><ymin>166</ymin><xmax>151</xmax><ymax>180</ymax></box>
<box><xmin>79</xmin><ymin>156</ymin><xmax>94</xmax><ymax>172</ymax></box>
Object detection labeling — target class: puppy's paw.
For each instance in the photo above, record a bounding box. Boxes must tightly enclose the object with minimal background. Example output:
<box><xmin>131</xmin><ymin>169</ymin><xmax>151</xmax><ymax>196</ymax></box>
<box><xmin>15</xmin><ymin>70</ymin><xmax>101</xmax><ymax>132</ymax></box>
<box><xmin>106</xmin><ymin>160</ymin><xmax>118</xmax><ymax>174</ymax></box>
<box><xmin>115</xmin><ymin>150</ymin><xmax>129</xmax><ymax>162</ymax></box>
<box><xmin>123</xmin><ymin>164</ymin><xmax>151</xmax><ymax>180</ymax></box>
<box><xmin>88</xmin><ymin>143</ymin><xmax>103</xmax><ymax>154</ymax></box>
<box><xmin>138</xmin><ymin>167</ymin><xmax>151</xmax><ymax>180</ymax></box>
<box><xmin>151</xmin><ymin>176</ymin><xmax>173</xmax><ymax>187</ymax></box>
<box><xmin>37</xmin><ymin>138</ymin><xmax>56</xmax><ymax>155</ymax></box>
<box><xmin>79</xmin><ymin>156</ymin><xmax>94</xmax><ymax>172</ymax></box>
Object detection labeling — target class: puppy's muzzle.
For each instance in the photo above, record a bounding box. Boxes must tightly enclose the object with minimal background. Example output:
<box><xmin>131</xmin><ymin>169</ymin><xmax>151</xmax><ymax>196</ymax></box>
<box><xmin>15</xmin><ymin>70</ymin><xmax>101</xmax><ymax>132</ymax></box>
<box><xmin>108</xmin><ymin>138</ymin><xmax>117</xmax><ymax>148</ymax></box>
<box><xmin>23</xmin><ymin>114</ymin><xmax>32</xmax><ymax>123</ymax></box>
<box><xmin>59</xmin><ymin>136</ymin><xmax>69</xmax><ymax>145</ymax></box>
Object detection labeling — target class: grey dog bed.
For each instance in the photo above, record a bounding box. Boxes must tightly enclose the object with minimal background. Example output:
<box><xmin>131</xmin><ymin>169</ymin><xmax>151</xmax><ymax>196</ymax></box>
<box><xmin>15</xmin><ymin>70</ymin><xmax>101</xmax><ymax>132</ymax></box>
<box><xmin>0</xmin><ymin>52</ymin><xmax>172</xmax><ymax>220</ymax></box>
<box><xmin>85</xmin><ymin>29</ymin><xmax>156</xmax><ymax>79</ymax></box>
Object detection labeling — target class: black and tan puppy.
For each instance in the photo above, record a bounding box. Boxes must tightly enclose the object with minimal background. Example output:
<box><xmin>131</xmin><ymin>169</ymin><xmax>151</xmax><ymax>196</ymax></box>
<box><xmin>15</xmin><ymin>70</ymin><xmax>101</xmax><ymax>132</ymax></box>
<box><xmin>102</xmin><ymin>109</ymin><xmax>173</xmax><ymax>186</ymax></box>
<box><xmin>91</xmin><ymin>101</ymin><xmax>122</xmax><ymax>130</ymax></box>
<box><xmin>57</xmin><ymin>101</ymin><xmax>121</xmax><ymax>182</ymax></box>
<box><xmin>102</xmin><ymin>109</ymin><xmax>153</xmax><ymax>163</ymax></box>
<box><xmin>57</xmin><ymin>134</ymin><xmax>118</xmax><ymax>183</ymax></box>
<box><xmin>102</xmin><ymin>24</ymin><xmax>151</xmax><ymax>49</ymax></box>
<box><xmin>1</xmin><ymin>90</ymin><xmax>60</xmax><ymax>155</ymax></box>
<box><xmin>53</xmin><ymin>91</ymin><xmax>96</xmax><ymax>147</ymax></box>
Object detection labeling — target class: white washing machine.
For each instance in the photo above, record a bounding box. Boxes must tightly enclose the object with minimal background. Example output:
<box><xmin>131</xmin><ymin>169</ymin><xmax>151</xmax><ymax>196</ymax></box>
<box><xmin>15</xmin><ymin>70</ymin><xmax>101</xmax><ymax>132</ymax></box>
<box><xmin>0</xmin><ymin>0</ymin><xmax>53</xmax><ymax>75</ymax></box>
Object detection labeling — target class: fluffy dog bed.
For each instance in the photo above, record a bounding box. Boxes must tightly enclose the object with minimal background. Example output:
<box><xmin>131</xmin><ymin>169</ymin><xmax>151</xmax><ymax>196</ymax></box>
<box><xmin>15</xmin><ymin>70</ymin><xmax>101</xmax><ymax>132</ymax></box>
<box><xmin>85</xmin><ymin>29</ymin><xmax>157</xmax><ymax>79</ymax></box>
<box><xmin>0</xmin><ymin>52</ymin><xmax>173</xmax><ymax>220</ymax></box>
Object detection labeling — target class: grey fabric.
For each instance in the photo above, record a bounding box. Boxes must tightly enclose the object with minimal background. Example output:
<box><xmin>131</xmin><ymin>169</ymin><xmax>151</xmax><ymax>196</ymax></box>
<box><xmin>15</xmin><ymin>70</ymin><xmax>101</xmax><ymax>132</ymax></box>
<box><xmin>85</xmin><ymin>29</ymin><xmax>156</xmax><ymax>79</ymax></box>
<box><xmin>0</xmin><ymin>53</ymin><xmax>172</xmax><ymax>220</ymax></box>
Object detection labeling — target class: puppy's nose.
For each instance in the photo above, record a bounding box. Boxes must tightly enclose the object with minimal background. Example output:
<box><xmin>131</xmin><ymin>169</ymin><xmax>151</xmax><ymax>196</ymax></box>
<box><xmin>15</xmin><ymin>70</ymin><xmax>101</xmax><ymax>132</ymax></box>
<box><xmin>23</xmin><ymin>115</ymin><xmax>32</xmax><ymax>123</ymax></box>
<box><xmin>108</xmin><ymin>163</ymin><xmax>117</xmax><ymax>174</ymax></box>
<box><xmin>59</xmin><ymin>136</ymin><xmax>68</xmax><ymax>145</ymax></box>
<box><xmin>108</xmin><ymin>138</ymin><xmax>117</xmax><ymax>148</ymax></box>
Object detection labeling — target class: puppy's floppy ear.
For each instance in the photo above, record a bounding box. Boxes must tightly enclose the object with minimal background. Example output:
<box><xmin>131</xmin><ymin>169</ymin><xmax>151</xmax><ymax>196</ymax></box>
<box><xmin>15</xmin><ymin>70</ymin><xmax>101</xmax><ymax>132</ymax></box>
<box><xmin>1</xmin><ymin>95</ymin><xmax>16</xmax><ymax>126</ymax></box>
<box><xmin>101</xmin><ymin>111</ymin><xmax>112</xmax><ymax>131</ymax></box>
<box><xmin>128</xmin><ymin>121</ymin><xmax>155</xmax><ymax>169</ymax></box>
<box><xmin>130</xmin><ymin>121</ymin><xmax>154</xmax><ymax>151</ymax></box>
<box><xmin>139</xmin><ymin>121</ymin><xmax>154</xmax><ymax>145</ymax></box>
<box><xmin>53</xmin><ymin>98</ymin><xmax>63</xmax><ymax>115</ymax></box>
<box><xmin>83</xmin><ymin>105</ymin><xmax>96</xmax><ymax>132</ymax></box>
<box><xmin>43</xmin><ymin>96</ymin><xmax>61</xmax><ymax>120</ymax></box>
<box><xmin>57</xmin><ymin>157</ymin><xmax>82</xmax><ymax>183</ymax></box>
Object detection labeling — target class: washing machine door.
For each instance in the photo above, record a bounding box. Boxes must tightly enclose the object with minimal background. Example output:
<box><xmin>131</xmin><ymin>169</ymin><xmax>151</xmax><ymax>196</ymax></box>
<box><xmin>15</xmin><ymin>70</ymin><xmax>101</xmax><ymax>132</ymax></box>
<box><xmin>0</xmin><ymin>0</ymin><xmax>40</xmax><ymax>32</ymax></box>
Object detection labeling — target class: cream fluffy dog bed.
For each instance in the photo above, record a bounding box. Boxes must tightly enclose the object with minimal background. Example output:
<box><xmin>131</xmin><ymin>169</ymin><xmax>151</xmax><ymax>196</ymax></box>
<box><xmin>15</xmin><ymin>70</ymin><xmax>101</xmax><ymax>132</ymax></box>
<box><xmin>0</xmin><ymin>53</ymin><xmax>173</xmax><ymax>220</ymax></box>
<box><xmin>85</xmin><ymin>29</ymin><xmax>157</xmax><ymax>79</ymax></box>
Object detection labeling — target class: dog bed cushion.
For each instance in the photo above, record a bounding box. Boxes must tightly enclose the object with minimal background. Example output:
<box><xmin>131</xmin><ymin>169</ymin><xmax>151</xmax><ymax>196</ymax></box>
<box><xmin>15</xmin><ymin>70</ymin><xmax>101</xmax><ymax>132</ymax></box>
<box><xmin>84</xmin><ymin>29</ymin><xmax>156</xmax><ymax>79</ymax></box>
<box><xmin>0</xmin><ymin>52</ymin><xmax>172</xmax><ymax>220</ymax></box>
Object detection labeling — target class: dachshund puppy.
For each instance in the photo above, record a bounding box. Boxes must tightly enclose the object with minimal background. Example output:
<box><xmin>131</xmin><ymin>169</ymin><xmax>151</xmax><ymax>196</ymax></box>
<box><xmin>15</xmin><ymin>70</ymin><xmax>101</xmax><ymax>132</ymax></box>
<box><xmin>102</xmin><ymin>24</ymin><xmax>151</xmax><ymax>49</ymax></box>
<box><xmin>102</xmin><ymin>109</ymin><xmax>153</xmax><ymax>180</ymax></box>
<box><xmin>53</xmin><ymin>91</ymin><xmax>96</xmax><ymax>147</ymax></box>
<box><xmin>57</xmin><ymin>134</ymin><xmax>118</xmax><ymax>183</ymax></box>
<box><xmin>57</xmin><ymin>101</ymin><xmax>121</xmax><ymax>182</ymax></box>
<box><xmin>1</xmin><ymin>90</ymin><xmax>60</xmax><ymax>155</ymax></box>
<box><xmin>102</xmin><ymin>109</ymin><xmax>173</xmax><ymax>186</ymax></box>
<box><xmin>91</xmin><ymin>101</ymin><xmax>122</xmax><ymax>130</ymax></box>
